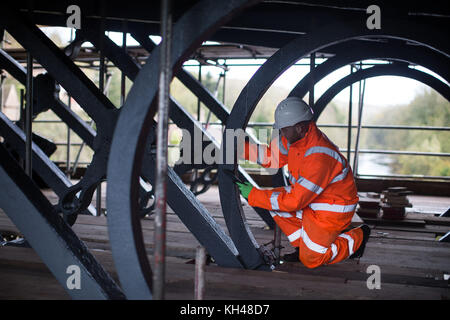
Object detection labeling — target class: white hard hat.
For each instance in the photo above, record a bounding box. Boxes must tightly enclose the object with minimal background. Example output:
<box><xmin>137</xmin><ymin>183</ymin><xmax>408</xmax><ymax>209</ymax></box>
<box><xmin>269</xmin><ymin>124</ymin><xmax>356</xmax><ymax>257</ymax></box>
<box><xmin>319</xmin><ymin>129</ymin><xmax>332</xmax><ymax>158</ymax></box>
<box><xmin>273</xmin><ymin>97</ymin><xmax>313</xmax><ymax>129</ymax></box>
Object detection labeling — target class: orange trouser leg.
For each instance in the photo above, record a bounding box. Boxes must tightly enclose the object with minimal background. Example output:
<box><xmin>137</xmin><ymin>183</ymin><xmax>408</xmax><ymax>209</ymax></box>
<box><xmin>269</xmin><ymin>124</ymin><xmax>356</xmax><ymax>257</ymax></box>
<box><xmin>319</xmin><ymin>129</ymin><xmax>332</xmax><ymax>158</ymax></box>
<box><xmin>298</xmin><ymin>208</ymin><xmax>364</xmax><ymax>268</ymax></box>
<box><xmin>271</xmin><ymin>208</ymin><xmax>364</xmax><ymax>268</ymax></box>
<box><xmin>271</xmin><ymin>214</ymin><xmax>303</xmax><ymax>247</ymax></box>
<box><xmin>326</xmin><ymin>227</ymin><xmax>364</xmax><ymax>266</ymax></box>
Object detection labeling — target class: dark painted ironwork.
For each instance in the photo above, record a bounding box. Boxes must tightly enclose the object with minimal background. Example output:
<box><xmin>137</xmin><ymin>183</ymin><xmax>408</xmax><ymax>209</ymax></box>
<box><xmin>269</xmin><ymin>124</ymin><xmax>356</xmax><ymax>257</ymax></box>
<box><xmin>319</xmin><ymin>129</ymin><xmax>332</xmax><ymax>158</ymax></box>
<box><xmin>0</xmin><ymin>50</ymin><xmax>97</xmax><ymax>219</ymax></box>
<box><xmin>0</xmin><ymin>48</ymin><xmax>27</xmax><ymax>84</ymax></box>
<box><xmin>1</xmin><ymin>0</ymin><xmax>448</xmax><ymax>300</ymax></box>
<box><xmin>0</xmin><ymin>7</ymin><xmax>122</xmax><ymax>219</ymax></box>
<box><xmin>25</xmin><ymin>52</ymin><xmax>33</xmax><ymax>177</ymax></box>
<box><xmin>0</xmin><ymin>49</ymin><xmax>94</xmax><ymax>149</ymax></box>
<box><xmin>0</xmin><ymin>10</ymin><xmax>116</xmax><ymax>123</ymax></box>
<box><xmin>131</xmin><ymin>29</ymin><xmax>275</xmax><ymax>228</ymax></box>
<box><xmin>78</xmin><ymin>2</ymin><xmax>274</xmax><ymax>238</ymax></box>
<box><xmin>313</xmin><ymin>63</ymin><xmax>450</xmax><ymax>118</ymax></box>
<box><xmin>51</xmin><ymin>98</ymin><xmax>96</xmax><ymax>149</ymax></box>
<box><xmin>289</xmin><ymin>41</ymin><xmax>450</xmax><ymax>100</ymax></box>
<box><xmin>0</xmin><ymin>49</ymin><xmax>97</xmax><ymax>157</ymax></box>
<box><xmin>79</xmin><ymin>18</ymin><xmax>245</xmax><ymax>269</ymax></box>
<box><xmin>0</xmin><ymin>112</ymin><xmax>96</xmax><ymax>218</ymax></box>
<box><xmin>0</xmin><ymin>144</ymin><xmax>124</xmax><ymax>300</ymax></box>
<box><xmin>107</xmin><ymin>0</ymin><xmax>260</xmax><ymax>298</ymax></box>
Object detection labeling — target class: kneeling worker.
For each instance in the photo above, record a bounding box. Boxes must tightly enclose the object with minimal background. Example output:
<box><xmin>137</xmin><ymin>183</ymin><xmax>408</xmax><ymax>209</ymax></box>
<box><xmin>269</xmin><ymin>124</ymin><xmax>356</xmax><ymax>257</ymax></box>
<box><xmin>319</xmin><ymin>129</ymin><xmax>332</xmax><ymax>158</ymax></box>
<box><xmin>237</xmin><ymin>97</ymin><xmax>370</xmax><ymax>268</ymax></box>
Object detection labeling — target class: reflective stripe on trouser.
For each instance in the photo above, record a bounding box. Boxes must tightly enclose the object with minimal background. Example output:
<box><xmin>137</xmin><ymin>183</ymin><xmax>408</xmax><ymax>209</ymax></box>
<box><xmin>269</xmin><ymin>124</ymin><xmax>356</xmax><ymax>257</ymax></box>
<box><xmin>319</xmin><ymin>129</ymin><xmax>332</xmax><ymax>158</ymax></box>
<box><xmin>270</xmin><ymin>212</ymin><xmax>303</xmax><ymax>247</ymax></box>
<box><xmin>271</xmin><ymin>206</ymin><xmax>364</xmax><ymax>268</ymax></box>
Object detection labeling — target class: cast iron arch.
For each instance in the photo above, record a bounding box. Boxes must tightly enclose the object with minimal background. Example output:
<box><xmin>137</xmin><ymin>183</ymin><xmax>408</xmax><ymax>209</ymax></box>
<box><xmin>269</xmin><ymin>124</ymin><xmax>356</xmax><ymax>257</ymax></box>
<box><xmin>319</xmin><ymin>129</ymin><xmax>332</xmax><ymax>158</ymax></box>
<box><xmin>289</xmin><ymin>41</ymin><xmax>450</xmax><ymax>100</ymax></box>
<box><xmin>313</xmin><ymin>63</ymin><xmax>450</xmax><ymax>118</ymax></box>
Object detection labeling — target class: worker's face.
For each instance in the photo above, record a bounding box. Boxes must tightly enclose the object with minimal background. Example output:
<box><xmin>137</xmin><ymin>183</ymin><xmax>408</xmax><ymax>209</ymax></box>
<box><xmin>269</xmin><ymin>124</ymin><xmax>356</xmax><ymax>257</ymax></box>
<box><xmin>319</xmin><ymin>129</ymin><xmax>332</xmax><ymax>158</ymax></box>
<box><xmin>280</xmin><ymin>123</ymin><xmax>308</xmax><ymax>144</ymax></box>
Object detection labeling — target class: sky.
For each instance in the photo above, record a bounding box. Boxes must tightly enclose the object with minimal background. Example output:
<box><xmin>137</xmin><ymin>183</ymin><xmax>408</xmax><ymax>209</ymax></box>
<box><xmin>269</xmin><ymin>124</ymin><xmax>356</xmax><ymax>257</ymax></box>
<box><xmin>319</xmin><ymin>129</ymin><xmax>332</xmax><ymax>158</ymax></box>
<box><xmin>44</xmin><ymin>27</ymin><xmax>445</xmax><ymax>109</ymax></box>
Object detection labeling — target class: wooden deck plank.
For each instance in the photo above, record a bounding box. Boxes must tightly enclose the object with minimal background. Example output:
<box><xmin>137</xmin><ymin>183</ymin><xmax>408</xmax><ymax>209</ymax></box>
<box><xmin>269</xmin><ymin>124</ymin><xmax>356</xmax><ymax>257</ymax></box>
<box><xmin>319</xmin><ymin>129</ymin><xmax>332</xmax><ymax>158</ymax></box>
<box><xmin>1</xmin><ymin>191</ymin><xmax>449</xmax><ymax>300</ymax></box>
<box><xmin>1</xmin><ymin>246</ymin><xmax>448</xmax><ymax>300</ymax></box>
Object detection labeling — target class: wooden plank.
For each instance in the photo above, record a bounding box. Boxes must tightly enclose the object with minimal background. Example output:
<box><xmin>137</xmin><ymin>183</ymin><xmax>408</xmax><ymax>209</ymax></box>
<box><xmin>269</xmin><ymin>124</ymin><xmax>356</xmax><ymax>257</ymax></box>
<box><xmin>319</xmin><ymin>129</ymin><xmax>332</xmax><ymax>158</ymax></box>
<box><xmin>1</xmin><ymin>183</ymin><xmax>448</xmax><ymax>300</ymax></box>
<box><xmin>276</xmin><ymin>262</ymin><xmax>449</xmax><ymax>289</ymax></box>
<box><xmin>372</xmin><ymin>223</ymin><xmax>449</xmax><ymax>236</ymax></box>
<box><xmin>0</xmin><ymin>265</ymin><xmax>70</xmax><ymax>300</ymax></box>
<box><xmin>1</xmin><ymin>246</ymin><xmax>448</xmax><ymax>300</ymax></box>
<box><xmin>361</xmin><ymin>216</ymin><xmax>426</xmax><ymax>228</ymax></box>
<box><xmin>406</xmin><ymin>212</ymin><xmax>450</xmax><ymax>226</ymax></box>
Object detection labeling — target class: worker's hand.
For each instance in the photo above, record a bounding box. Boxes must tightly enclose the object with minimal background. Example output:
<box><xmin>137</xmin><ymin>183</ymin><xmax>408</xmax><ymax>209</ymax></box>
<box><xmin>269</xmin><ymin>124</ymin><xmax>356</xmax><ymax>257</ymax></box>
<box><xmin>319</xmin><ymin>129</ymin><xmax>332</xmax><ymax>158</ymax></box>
<box><xmin>236</xmin><ymin>181</ymin><xmax>253</xmax><ymax>199</ymax></box>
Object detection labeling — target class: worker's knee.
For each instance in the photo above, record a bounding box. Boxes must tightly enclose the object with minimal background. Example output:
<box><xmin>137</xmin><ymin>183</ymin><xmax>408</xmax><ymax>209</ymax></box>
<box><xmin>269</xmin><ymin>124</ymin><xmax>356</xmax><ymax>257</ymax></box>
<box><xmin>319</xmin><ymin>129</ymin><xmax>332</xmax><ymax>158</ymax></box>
<box><xmin>299</xmin><ymin>250</ymin><xmax>325</xmax><ymax>269</ymax></box>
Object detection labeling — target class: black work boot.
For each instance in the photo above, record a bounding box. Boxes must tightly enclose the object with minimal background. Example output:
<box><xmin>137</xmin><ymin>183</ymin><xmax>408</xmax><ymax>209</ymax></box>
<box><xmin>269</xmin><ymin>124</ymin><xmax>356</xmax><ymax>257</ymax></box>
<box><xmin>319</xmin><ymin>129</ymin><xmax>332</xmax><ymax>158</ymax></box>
<box><xmin>282</xmin><ymin>247</ymin><xmax>300</xmax><ymax>262</ymax></box>
<box><xmin>349</xmin><ymin>224</ymin><xmax>371</xmax><ymax>259</ymax></box>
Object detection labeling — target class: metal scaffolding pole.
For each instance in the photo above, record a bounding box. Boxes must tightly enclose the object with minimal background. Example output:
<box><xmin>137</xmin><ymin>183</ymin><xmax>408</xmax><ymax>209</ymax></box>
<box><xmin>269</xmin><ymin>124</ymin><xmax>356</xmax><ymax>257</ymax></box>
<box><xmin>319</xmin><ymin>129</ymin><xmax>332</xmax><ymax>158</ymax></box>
<box><xmin>66</xmin><ymin>29</ymin><xmax>74</xmax><ymax>178</ymax></box>
<box><xmin>153</xmin><ymin>0</ymin><xmax>172</xmax><ymax>300</ymax></box>
<box><xmin>309</xmin><ymin>52</ymin><xmax>315</xmax><ymax>108</ymax></box>
<box><xmin>96</xmin><ymin>1</ymin><xmax>106</xmax><ymax>216</ymax></box>
<box><xmin>193</xmin><ymin>63</ymin><xmax>202</xmax><ymax>184</ymax></box>
<box><xmin>25</xmin><ymin>52</ymin><xmax>33</xmax><ymax>178</ymax></box>
<box><xmin>353</xmin><ymin>62</ymin><xmax>366</xmax><ymax>175</ymax></box>
<box><xmin>17</xmin><ymin>89</ymin><xmax>25</xmax><ymax>169</ymax></box>
<box><xmin>222</xmin><ymin>62</ymin><xmax>226</xmax><ymax>105</ymax></box>
<box><xmin>197</xmin><ymin>64</ymin><xmax>202</xmax><ymax>121</ymax></box>
<box><xmin>347</xmin><ymin>64</ymin><xmax>353</xmax><ymax>163</ymax></box>
<box><xmin>121</xmin><ymin>20</ymin><xmax>127</xmax><ymax>106</ymax></box>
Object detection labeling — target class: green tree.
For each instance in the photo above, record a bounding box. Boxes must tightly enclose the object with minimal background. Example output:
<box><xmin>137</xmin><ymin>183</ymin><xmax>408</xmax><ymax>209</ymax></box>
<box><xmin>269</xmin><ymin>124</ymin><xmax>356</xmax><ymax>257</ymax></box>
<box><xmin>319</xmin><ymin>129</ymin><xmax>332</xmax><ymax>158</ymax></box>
<box><xmin>365</xmin><ymin>87</ymin><xmax>450</xmax><ymax>176</ymax></box>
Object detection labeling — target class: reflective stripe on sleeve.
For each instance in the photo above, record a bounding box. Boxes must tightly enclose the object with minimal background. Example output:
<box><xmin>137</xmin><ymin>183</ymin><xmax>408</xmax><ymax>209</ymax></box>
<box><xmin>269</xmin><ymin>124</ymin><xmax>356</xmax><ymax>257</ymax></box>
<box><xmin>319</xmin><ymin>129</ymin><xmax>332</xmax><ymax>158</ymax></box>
<box><xmin>269</xmin><ymin>210</ymin><xmax>292</xmax><ymax>218</ymax></box>
<box><xmin>304</xmin><ymin>146</ymin><xmax>351</xmax><ymax>184</ymax></box>
<box><xmin>339</xmin><ymin>233</ymin><xmax>355</xmax><ymax>257</ymax></box>
<box><xmin>296</xmin><ymin>176</ymin><xmax>324</xmax><ymax>195</ymax></box>
<box><xmin>331</xmin><ymin>166</ymin><xmax>349</xmax><ymax>183</ymax></box>
<box><xmin>309</xmin><ymin>202</ymin><xmax>357</xmax><ymax>213</ymax></box>
<box><xmin>270</xmin><ymin>192</ymin><xmax>280</xmax><ymax>210</ymax></box>
<box><xmin>305</xmin><ymin>146</ymin><xmax>345</xmax><ymax>165</ymax></box>
<box><xmin>284</xmin><ymin>185</ymin><xmax>292</xmax><ymax>193</ymax></box>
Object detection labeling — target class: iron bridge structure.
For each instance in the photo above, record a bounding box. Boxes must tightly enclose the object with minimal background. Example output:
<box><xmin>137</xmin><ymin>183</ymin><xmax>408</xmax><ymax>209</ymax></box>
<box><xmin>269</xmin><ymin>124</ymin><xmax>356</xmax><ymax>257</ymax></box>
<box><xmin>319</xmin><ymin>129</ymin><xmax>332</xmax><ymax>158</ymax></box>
<box><xmin>0</xmin><ymin>0</ymin><xmax>448</xmax><ymax>299</ymax></box>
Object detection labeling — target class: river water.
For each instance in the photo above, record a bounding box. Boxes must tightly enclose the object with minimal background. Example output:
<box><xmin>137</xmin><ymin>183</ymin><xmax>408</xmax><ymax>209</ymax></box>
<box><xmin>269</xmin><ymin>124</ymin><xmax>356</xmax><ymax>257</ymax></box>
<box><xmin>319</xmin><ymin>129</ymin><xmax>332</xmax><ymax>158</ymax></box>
<box><xmin>355</xmin><ymin>153</ymin><xmax>393</xmax><ymax>176</ymax></box>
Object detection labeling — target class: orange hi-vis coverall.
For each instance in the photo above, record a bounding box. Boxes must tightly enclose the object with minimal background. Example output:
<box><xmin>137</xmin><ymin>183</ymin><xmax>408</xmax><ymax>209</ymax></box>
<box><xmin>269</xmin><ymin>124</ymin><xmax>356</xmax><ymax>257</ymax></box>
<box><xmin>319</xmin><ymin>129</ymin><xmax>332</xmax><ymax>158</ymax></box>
<box><xmin>242</xmin><ymin>122</ymin><xmax>363</xmax><ymax>268</ymax></box>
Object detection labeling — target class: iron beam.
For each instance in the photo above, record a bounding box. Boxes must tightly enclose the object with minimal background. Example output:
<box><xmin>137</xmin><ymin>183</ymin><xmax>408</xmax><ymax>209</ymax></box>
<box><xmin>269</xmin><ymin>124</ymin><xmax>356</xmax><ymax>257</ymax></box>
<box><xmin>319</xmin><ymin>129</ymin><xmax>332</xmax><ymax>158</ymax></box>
<box><xmin>0</xmin><ymin>49</ymin><xmax>97</xmax><ymax>148</ymax></box>
<box><xmin>0</xmin><ymin>144</ymin><xmax>124</xmax><ymax>300</ymax></box>
<box><xmin>85</xmin><ymin>24</ymin><xmax>275</xmax><ymax>229</ymax></box>
<box><xmin>0</xmin><ymin>112</ymin><xmax>96</xmax><ymax>217</ymax></box>
<box><xmin>0</xmin><ymin>8</ymin><xmax>116</xmax><ymax>126</ymax></box>
<box><xmin>107</xmin><ymin>0</ymin><xmax>261</xmax><ymax>299</ymax></box>
<box><xmin>131</xmin><ymin>30</ymin><xmax>275</xmax><ymax>228</ymax></box>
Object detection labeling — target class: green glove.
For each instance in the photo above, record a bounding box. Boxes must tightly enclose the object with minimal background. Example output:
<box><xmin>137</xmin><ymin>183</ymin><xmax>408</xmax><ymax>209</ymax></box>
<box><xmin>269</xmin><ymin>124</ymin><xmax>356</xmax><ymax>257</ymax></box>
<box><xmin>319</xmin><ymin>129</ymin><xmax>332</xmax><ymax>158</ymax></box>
<box><xmin>236</xmin><ymin>182</ymin><xmax>253</xmax><ymax>199</ymax></box>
